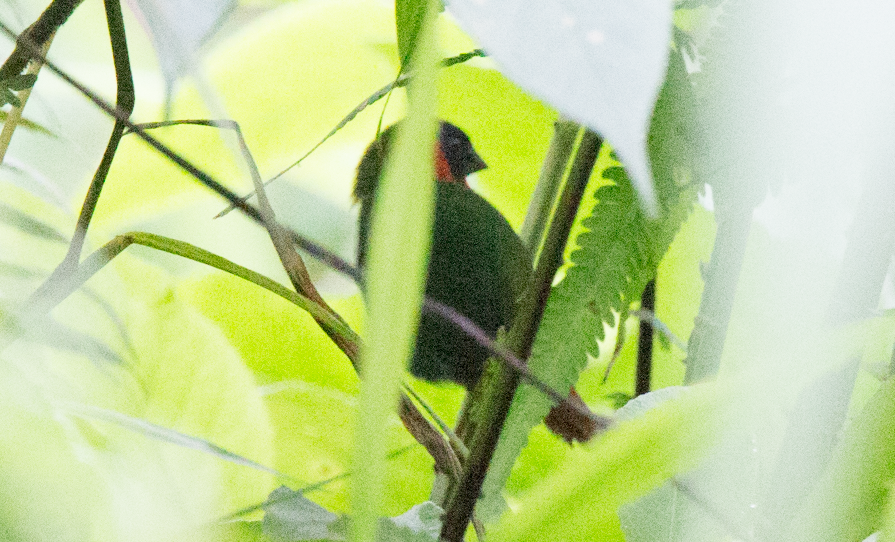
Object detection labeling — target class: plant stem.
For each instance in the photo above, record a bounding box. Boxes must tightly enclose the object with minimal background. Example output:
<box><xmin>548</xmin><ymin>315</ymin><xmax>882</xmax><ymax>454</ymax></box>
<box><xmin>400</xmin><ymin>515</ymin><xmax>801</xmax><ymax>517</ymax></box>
<box><xmin>636</xmin><ymin>279</ymin><xmax>656</xmax><ymax>396</ymax></box>
<box><xmin>520</xmin><ymin>118</ymin><xmax>581</xmax><ymax>253</ymax></box>
<box><xmin>60</xmin><ymin>0</ymin><xmax>134</xmax><ymax>274</ymax></box>
<box><xmin>683</xmin><ymin>204</ymin><xmax>752</xmax><ymax>383</ymax></box>
<box><xmin>440</xmin><ymin>129</ymin><xmax>604</xmax><ymax>542</ymax></box>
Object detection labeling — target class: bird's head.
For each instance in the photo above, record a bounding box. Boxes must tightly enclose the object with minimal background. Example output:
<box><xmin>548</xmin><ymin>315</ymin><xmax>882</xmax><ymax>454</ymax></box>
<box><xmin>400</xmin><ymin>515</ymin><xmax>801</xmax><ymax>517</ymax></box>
<box><xmin>353</xmin><ymin>121</ymin><xmax>487</xmax><ymax>203</ymax></box>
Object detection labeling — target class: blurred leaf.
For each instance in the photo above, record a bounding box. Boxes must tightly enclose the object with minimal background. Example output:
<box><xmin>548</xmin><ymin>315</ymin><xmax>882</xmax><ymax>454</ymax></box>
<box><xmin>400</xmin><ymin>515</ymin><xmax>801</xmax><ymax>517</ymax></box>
<box><xmin>180</xmin><ymin>265</ymin><xmax>361</xmax><ymax>393</ymax></box>
<box><xmin>619</xmin><ymin>479</ymin><xmax>730</xmax><ymax>541</ymax></box>
<box><xmin>60</xmin><ymin>402</ymin><xmax>284</xmax><ymax>477</ymax></box>
<box><xmin>1</xmin><ymin>156</ymin><xmax>71</xmax><ymax>210</ymax></box>
<box><xmin>389</xmin><ymin>502</ymin><xmax>442</xmax><ymax>539</ymax></box>
<box><xmin>263</xmin><ymin>486</ymin><xmax>341</xmax><ymax>541</ymax></box>
<box><xmin>0</xmin><ymin>380</ymin><xmax>102</xmax><ymax>542</ymax></box>
<box><xmin>617</xmin><ymin>387</ymin><xmax>732</xmax><ymax>541</ymax></box>
<box><xmin>330</xmin><ymin>505</ymin><xmax>442</xmax><ymax>542</ymax></box>
<box><xmin>614</xmin><ymin>386</ymin><xmax>687</xmax><ymax>422</ymax></box>
<box><xmin>0</xmin><ymin>259</ymin><xmax>44</xmax><ymax>279</ymax></box>
<box><xmin>72</xmin><ymin>258</ymin><xmax>276</xmax><ymax>526</ymax></box>
<box><xmin>881</xmin><ymin>487</ymin><xmax>895</xmax><ymax>542</ymax></box>
<box><xmin>0</xmin><ymin>200</ymin><xmax>68</xmax><ymax>243</ymax></box>
<box><xmin>0</xmin><ymin>111</ymin><xmax>56</xmax><ymax>136</ymax></box>
<box><xmin>491</xmin><ymin>383</ymin><xmax>724</xmax><ymax>541</ymax></box>
<box><xmin>396</xmin><ymin>0</ymin><xmax>441</xmax><ymax>69</ymax></box>
<box><xmin>26</xmin><ymin>318</ymin><xmax>123</xmax><ymax>365</ymax></box>
<box><xmin>262</xmin><ymin>487</ymin><xmax>442</xmax><ymax>542</ymax></box>
<box><xmin>445</xmin><ymin>0</ymin><xmax>674</xmax><ymax>209</ymax></box>
<box><xmin>0</xmin><ymin>252</ymin><xmax>278</xmax><ymax>539</ymax></box>
<box><xmin>352</xmin><ymin>0</ymin><xmax>439</xmax><ymax>539</ymax></box>
<box><xmin>787</xmin><ymin>377</ymin><xmax>895</xmax><ymax>542</ymax></box>
<box><xmin>125</xmin><ymin>0</ymin><xmax>236</xmax><ymax>86</ymax></box>
<box><xmin>99</xmin><ymin>1</ymin><xmax>402</xmax><ymax>229</ymax></box>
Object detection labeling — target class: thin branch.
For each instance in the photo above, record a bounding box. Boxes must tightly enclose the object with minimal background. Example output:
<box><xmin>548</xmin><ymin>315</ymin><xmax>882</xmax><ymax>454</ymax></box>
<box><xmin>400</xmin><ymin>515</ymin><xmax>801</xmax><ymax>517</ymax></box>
<box><xmin>403</xmin><ymin>383</ymin><xmax>468</xmax><ymax>458</ymax></box>
<box><xmin>57</xmin><ymin>0</ymin><xmax>134</xmax><ymax>275</ymax></box>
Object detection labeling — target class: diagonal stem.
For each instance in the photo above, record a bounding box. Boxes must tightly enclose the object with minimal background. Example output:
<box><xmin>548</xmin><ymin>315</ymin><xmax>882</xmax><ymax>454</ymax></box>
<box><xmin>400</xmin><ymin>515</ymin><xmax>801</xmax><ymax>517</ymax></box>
<box><xmin>57</xmin><ymin>0</ymin><xmax>134</xmax><ymax>275</ymax></box>
<box><xmin>440</xmin><ymin>130</ymin><xmax>606</xmax><ymax>542</ymax></box>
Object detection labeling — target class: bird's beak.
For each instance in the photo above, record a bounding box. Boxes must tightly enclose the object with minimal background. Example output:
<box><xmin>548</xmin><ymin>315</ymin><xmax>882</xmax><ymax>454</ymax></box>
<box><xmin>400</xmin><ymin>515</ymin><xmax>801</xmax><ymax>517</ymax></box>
<box><xmin>469</xmin><ymin>151</ymin><xmax>487</xmax><ymax>174</ymax></box>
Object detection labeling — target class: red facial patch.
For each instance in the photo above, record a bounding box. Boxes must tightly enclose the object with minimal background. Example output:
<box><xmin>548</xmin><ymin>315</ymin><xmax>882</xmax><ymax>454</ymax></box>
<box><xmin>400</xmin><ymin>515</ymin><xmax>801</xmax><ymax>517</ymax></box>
<box><xmin>434</xmin><ymin>145</ymin><xmax>471</xmax><ymax>187</ymax></box>
<box><xmin>434</xmin><ymin>145</ymin><xmax>455</xmax><ymax>183</ymax></box>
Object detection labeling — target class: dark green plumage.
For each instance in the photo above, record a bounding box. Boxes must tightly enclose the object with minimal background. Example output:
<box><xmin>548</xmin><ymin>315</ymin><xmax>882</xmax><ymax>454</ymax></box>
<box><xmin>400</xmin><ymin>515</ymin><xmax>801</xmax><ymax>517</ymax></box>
<box><xmin>354</xmin><ymin>122</ymin><xmax>532</xmax><ymax>387</ymax></box>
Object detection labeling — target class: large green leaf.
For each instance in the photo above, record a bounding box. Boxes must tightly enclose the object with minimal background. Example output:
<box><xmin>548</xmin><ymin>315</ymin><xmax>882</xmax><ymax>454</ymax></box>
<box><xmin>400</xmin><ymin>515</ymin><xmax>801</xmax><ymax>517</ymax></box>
<box><xmin>490</xmin><ymin>383</ymin><xmax>724</xmax><ymax>541</ymax></box>
<box><xmin>444</xmin><ymin>0</ymin><xmax>674</xmax><ymax>207</ymax></box>
<box><xmin>0</xmin><ymin>254</ymin><xmax>275</xmax><ymax>541</ymax></box>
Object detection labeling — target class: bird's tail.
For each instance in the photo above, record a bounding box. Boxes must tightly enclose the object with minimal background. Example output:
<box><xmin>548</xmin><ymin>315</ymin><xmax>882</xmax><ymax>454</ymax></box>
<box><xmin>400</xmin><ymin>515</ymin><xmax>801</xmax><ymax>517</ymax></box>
<box><xmin>544</xmin><ymin>387</ymin><xmax>600</xmax><ymax>443</ymax></box>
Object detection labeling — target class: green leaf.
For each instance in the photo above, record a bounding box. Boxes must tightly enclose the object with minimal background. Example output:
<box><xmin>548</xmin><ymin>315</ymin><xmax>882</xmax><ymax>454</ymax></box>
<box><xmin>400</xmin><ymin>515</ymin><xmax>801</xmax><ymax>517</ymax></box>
<box><xmin>331</xmin><ymin>503</ymin><xmax>443</xmax><ymax>542</ymax></box>
<box><xmin>395</xmin><ymin>0</ymin><xmax>440</xmax><ymax>70</ymax></box>
<box><xmin>0</xmin><ymin>110</ymin><xmax>57</xmax><ymax>136</ymax></box>
<box><xmin>59</xmin><ymin>402</ymin><xmax>284</xmax><ymax>477</ymax></box>
<box><xmin>490</xmin><ymin>383</ymin><xmax>725</xmax><ymax>541</ymax></box>
<box><xmin>618</xmin><ymin>479</ymin><xmax>731</xmax><ymax>541</ymax></box>
<box><xmin>3</xmin><ymin>88</ymin><xmax>20</xmax><ymax>108</ymax></box>
<box><xmin>181</xmin><ymin>272</ymin><xmax>361</xmax><ymax>394</ymax></box>
<box><xmin>787</xmin><ymin>377</ymin><xmax>895</xmax><ymax>542</ymax></box>
<box><xmin>351</xmin><ymin>1</ymin><xmax>439</xmax><ymax>540</ymax></box>
<box><xmin>262</xmin><ymin>489</ymin><xmax>442</xmax><ymax>542</ymax></box>
<box><xmin>389</xmin><ymin>501</ymin><xmax>443</xmax><ymax>540</ymax></box>
<box><xmin>70</xmin><ymin>265</ymin><xmax>277</xmax><ymax>515</ymax></box>
<box><xmin>0</xmin><ymin>200</ymin><xmax>68</xmax><ymax>243</ymax></box>
<box><xmin>25</xmin><ymin>318</ymin><xmax>123</xmax><ymax>365</ymax></box>
<box><xmin>616</xmin><ymin>387</ymin><xmax>732</xmax><ymax>541</ymax></box>
<box><xmin>0</xmin><ymin>253</ymin><xmax>277</xmax><ymax>540</ymax></box>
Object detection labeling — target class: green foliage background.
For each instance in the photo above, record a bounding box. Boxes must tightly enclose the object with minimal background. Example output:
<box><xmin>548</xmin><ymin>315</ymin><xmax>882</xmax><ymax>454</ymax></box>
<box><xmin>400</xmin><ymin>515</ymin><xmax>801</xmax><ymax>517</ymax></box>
<box><xmin>0</xmin><ymin>0</ymin><xmax>717</xmax><ymax>539</ymax></box>
<box><xmin>7</xmin><ymin>0</ymin><xmax>895</xmax><ymax>541</ymax></box>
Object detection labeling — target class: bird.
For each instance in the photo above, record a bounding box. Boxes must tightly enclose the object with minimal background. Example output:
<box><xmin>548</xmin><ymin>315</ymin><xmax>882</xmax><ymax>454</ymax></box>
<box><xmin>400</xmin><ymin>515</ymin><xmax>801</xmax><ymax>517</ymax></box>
<box><xmin>354</xmin><ymin>121</ymin><xmax>597</xmax><ymax>442</ymax></box>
